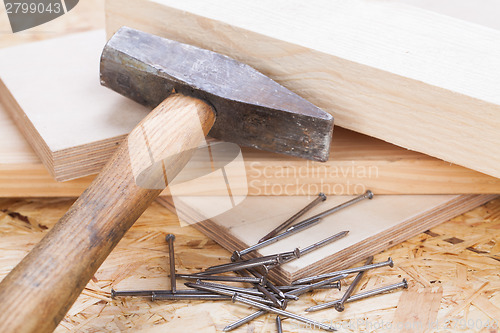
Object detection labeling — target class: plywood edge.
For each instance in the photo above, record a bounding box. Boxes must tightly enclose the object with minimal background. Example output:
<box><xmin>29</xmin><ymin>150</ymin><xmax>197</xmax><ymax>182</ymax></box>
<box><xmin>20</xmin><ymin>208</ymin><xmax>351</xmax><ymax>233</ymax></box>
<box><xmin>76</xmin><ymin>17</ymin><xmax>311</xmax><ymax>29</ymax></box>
<box><xmin>157</xmin><ymin>194</ymin><xmax>498</xmax><ymax>284</ymax></box>
<box><xmin>0</xmin><ymin>79</ymin><xmax>57</xmax><ymax>178</ymax></box>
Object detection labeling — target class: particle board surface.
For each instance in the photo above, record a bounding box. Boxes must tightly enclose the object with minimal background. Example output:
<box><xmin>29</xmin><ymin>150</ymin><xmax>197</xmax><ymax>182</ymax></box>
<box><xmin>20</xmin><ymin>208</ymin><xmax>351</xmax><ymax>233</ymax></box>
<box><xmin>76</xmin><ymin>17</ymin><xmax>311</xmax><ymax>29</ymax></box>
<box><xmin>158</xmin><ymin>193</ymin><xmax>498</xmax><ymax>285</ymax></box>
<box><xmin>105</xmin><ymin>0</ymin><xmax>500</xmax><ymax>177</ymax></box>
<box><xmin>2</xmin><ymin>196</ymin><xmax>498</xmax><ymax>332</ymax></box>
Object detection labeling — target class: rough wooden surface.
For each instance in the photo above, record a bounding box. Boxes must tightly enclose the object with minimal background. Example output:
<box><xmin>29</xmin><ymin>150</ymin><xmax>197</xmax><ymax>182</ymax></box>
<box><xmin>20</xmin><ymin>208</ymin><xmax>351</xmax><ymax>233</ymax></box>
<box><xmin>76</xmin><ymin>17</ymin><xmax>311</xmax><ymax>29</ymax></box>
<box><xmin>0</xmin><ymin>197</ymin><xmax>498</xmax><ymax>332</ymax></box>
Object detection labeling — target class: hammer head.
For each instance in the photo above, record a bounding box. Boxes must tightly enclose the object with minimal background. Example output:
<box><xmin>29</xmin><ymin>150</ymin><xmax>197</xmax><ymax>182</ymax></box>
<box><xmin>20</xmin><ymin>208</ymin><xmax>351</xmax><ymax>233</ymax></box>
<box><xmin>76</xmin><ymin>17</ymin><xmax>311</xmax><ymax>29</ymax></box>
<box><xmin>100</xmin><ymin>27</ymin><xmax>333</xmax><ymax>161</ymax></box>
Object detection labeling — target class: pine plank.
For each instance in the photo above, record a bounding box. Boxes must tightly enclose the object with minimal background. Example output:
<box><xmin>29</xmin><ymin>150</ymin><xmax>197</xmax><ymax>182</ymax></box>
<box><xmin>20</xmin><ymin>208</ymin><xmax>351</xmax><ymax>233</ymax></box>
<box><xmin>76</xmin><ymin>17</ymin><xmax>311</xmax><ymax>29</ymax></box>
<box><xmin>105</xmin><ymin>0</ymin><xmax>500</xmax><ymax>177</ymax></box>
<box><xmin>0</xmin><ymin>39</ymin><xmax>500</xmax><ymax>196</ymax></box>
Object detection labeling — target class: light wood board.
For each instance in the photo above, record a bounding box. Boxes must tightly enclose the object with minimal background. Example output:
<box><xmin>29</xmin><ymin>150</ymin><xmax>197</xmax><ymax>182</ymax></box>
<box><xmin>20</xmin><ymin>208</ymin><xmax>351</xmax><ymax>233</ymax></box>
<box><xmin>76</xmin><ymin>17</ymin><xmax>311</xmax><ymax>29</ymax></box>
<box><xmin>0</xmin><ymin>33</ymin><xmax>499</xmax><ymax>195</ymax></box>
<box><xmin>158</xmin><ymin>194</ymin><xmax>498</xmax><ymax>285</ymax></box>
<box><xmin>0</xmin><ymin>30</ymin><xmax>150</xmax><ymax>181</ymax></box>
<box><xmin>105</xmin><ymin>0</ymin><xmax>500</xmax><ymax>178</ymax></box>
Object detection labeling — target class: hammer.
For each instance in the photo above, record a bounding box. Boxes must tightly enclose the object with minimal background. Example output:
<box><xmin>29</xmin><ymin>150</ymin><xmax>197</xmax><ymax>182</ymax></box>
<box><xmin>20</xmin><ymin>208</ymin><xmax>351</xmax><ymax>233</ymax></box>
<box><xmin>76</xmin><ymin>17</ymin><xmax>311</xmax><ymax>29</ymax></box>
<box><xmin>0</xmin><ymin>27</ymin><xmax>333</xmax><ymax>332</ymax></box>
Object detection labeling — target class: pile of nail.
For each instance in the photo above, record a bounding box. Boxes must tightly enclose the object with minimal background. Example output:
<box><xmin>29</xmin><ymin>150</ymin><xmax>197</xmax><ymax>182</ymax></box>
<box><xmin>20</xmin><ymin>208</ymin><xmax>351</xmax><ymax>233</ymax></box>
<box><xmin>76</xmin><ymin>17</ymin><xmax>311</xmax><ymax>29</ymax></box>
<box><xmin>112</xmin><ymin>191</ymin><xmax>408</xmax><ymax>332</ymax></box>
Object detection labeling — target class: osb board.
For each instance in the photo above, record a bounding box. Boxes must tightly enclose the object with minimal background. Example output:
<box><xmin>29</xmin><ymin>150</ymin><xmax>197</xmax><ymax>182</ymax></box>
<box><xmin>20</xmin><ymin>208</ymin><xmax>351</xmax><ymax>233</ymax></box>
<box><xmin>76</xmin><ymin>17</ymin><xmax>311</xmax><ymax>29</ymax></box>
<box><xmin>105</xmin><ymin>0</ymin><xmax>500</xmax><ymax>178</ymax></box>
<box><xmin>0</xmin><ymin>197</ymin><xmax>499</xmax><ymax>332</ymax></box>
<box><xmin>159</xmin><ymin>194</ymin><xmax>498</xmax><ymax>285</ymax></box>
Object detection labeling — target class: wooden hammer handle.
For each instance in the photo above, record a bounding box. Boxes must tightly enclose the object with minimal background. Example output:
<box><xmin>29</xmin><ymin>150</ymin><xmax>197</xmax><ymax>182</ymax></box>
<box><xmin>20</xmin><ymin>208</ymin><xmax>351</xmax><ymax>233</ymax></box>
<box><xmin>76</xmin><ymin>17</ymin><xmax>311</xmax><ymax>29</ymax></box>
<box><xmin>0</xmin><ymin>94</ymin><xmax>215</xmax><ymax>333</ymax></box>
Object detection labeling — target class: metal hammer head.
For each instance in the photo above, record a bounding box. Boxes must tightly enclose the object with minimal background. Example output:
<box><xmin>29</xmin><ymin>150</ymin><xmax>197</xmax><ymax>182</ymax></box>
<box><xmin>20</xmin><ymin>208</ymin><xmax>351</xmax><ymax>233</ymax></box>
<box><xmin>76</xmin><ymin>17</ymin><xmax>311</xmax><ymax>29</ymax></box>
<box><xmin>100</xmin><ymin>27</ymin><xmax>333</xmax><ymax>161</ymax></box>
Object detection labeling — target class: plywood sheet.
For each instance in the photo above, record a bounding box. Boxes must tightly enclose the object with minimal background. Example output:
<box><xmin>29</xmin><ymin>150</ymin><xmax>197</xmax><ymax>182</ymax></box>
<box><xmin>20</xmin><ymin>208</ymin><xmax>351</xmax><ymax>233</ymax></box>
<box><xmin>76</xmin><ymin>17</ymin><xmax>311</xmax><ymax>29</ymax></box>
<box><xmin>158</xmin><ymin>194</ymin><xmax>498</xmax><ymax>284</ymax></box>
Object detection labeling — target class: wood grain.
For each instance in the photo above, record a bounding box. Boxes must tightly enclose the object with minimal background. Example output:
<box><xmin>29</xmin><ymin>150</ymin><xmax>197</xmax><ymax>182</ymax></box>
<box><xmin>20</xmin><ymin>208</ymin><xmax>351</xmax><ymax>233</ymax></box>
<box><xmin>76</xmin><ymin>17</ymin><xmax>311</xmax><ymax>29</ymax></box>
<box><xmin>105</xmin><ymin>0</ymin><xmax>500</xmax><ymax>178</ymax></box>
<box><xmin>0</xmin><ymin>94</ymin><xmax>215</xmax><ymax>333</ymax></box>
<box><xmin>1</xmin><ymin>100</ymin><xmax>499</xmax><ymax>195</ymax></box>
<box><xmin>392</xmin><ymin>285</ymin><xmax>443</xmax><ymax>332</ymax></box>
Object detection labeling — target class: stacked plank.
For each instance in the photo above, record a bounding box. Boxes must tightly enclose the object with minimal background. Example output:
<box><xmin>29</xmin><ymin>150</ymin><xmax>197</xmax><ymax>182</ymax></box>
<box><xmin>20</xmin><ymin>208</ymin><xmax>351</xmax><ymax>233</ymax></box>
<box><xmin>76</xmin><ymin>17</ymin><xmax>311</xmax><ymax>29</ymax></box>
<box><xmin>0</xmin><ymin>32</ymin><xmax>499</xmax><ymax>195</ymax></box>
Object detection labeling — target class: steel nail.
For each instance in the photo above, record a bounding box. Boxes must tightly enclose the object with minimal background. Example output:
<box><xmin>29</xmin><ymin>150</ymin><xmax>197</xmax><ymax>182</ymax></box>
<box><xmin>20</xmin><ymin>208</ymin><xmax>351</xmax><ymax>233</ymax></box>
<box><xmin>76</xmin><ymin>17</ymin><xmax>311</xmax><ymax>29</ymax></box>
<box><xmin>151</xmin><ymin>292</ymin><xmax>231</xmax><ymax>301</ymax></box>
<box><xmin>231</xmin><ymin>218</ymin><xmax>324</xmax><ymax>261</ymax></box>
<box><xmin>286</xmin><ymin>190</ymin><xmax>373</xmax><ymax>232</ymax></box>
<box><xmin>232</xmin><ymin>190</ymin><xmax>372</xmax><ymax>261</ymax></box>
<box><xmin>187</xmin><ymin>281</ymin><xmax>265</xmax><ymax>297</ymax></box>
<box><xmin>293</xmin><ymin>257</ymin><xmax>394</xmax><ymax>285</ymax></box>
<box><xmin>186</xmin><ymin>282</ymin><xmax>277</xmax><ymax>307</ymax></box>
<box><xmin>206</xmin><ymin>249</ymin><xmax>299</xmax><ymax>272</ymax></box>
<box><xmin>223</xmin><ymin>310</ymin><xmax>267</xmax><ymax>331</ymax></box>
<box><xmin>231</xmin><ymin>294</ymin><xmax>337</xmax><ymax>331</ymax></box>
<box><xmin>176</xmin><ymin>273</ymin><xmax>265</xmax><ymax>285</ymax></box>
<box><xmin>305</xmin><ymin>278</ymin><xmax>408</xmax><ymax>312</ymax></box>
<box><xmin>258</xmin><ymin>193</ymin><xmax>327</xmax><ymax>243</ymax></box>
<box><xmin>201</xmin><ymin>256</ymin><xmax>281</xmax><ymax>275</ymax></box>
<box><xmin>334</xmin><ymin>256</ymin><xmax>373</xmax><ymax>312</ymax></box>
<box><xmin>165</xmin><ymin>234</ymin><xmax>176</xmax><ymax>293</ymax></box>
<box><xmin>277</xmin><ymin>283</ymin><xmax>341</xmax><ymax>291</ymax></box>
<box><xmin>111</xmin><ymin>288</ymin><xmax>214</xmax><ymax>298</ymax></box>
<box><xmin>285</xmin><ymin>274</ymin><xmax>347</xmax><ymax>297</ymax></box>
<box><xmin>276</xmin><ymin>315</ymin><xmax>283</xmax><ymax>333</ymax></box>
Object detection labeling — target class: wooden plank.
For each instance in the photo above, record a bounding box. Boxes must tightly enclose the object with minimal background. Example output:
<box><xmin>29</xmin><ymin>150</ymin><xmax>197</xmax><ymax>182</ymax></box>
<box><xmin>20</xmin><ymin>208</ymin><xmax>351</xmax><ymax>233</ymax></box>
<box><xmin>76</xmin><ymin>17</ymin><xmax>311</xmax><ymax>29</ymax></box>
<box><xmin>105</xmin><ymin>0</ymin><xmax>500</xmax><ymax>178</ymax></box>
<box><xmin>0</xmin><ymin>30</ymin><xmax>150</xmax><ymax>181</ymax></box>
<box><xmin>157</xmin><ymin>194</ymin><xmax>499</xmax><ymax>284</ymax></box>
<box><xmin>0</xmin><ymin>38</ymin><xmax>498</xmax><ymax>195</ymax></box>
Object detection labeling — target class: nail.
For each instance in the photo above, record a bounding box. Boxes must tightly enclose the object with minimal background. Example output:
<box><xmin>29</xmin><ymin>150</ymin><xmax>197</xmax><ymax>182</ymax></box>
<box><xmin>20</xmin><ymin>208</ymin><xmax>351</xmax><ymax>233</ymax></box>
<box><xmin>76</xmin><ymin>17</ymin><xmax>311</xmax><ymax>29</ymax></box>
<box><xmin>259</xmin><ymin>193</ymin><xmax>327</xmax><ymax>243</ymax></box>
<box><xmin>207</xmin><ymin>249</ymin><xmax>299</xmax><ymax>271</ymax></box>
<box><xmin>223</xmin><ymin>310</ymin><xmax>267</xmax><ymax>331</ymax></box>
<box><xmin>277</xmin><ymin>283</ymin><xmax>341</xmax><ymax>292</ymax></box>
<box><xmin>232</xmin><ymin>191</ymin><xmax>372</xmax><ymax>261</ymax></box>
<box><xmin>334</xmin><ymin>256</ymin><xmax>373</xmax><ymax>312</ymax></box>
<box><xmin>201</xmin><ymin>256</ymin><xmax>281</xmax><ymax>275</ymax></box>
<box><xmin>276</xmin><ymin>316</ymin><xmax>283</xmax><ymax>333</ymax></box>
<box><xmin>166</xmin><ymin>234</ymin><xmax>176</xmax><ymax>293</ymax></box>
<box><xmin>221</xmin><ymin>277</ymin><xmax>345</xmax><ymax>331</ymax></box>
<box><xmin>151</xmin><ymin>292</ymin><xmax>231</xmax><ymax>301</ymax></box>
<box><xmin>231</xmin><ymin>218</ymin><xmax>324</xmax><ymax>261</ymax></box>
<box><xmin>246</xmin><ymin>268</ymin><xmax>291</xmax><ymax>301</ymax></box>
<box><xmin>186</xmin><ymin>282</ymin><xmax>277</xmax><ymax>307</ymax></box>
<box><xmin>186</xmin><ymin>281</ymin><xmax>265</xmax><ymax>297</ymax></box>
<box><xmin>232</xmin><ymin>294</ymin><xmax>336</xmax><ymax>331</ymax></box>
<box><xmin>286</xmin><ymin>190</ymin><xmax>373</xmax><ymax>232</ymax></box>
<box><xmin>305</xmin><ymin>278</ymin><xmax>408</xmax><ymax>312</ymax></box>
<box><xmin>111</xmin><ymin>288</ymin><xmax>214</xmax><ymax>298</ymax></box>
<box><xmin>285</xmin><ymin>274</ymin><xmax>347</xmax><ymax>297</ymax></box>
<box><xmin>177</xmin><ymin>273</ymin><xmax>265</xmax><ymax>285</ymax></box>
<box><xmin>277</xmin><ymin>231</ymin><xmax>349</xmax><ymax>268</ymax></box>
<box><xmin>293</xmin><ymin>257</ymin><xmax>394</xmax><ymax>285</ymax></box>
